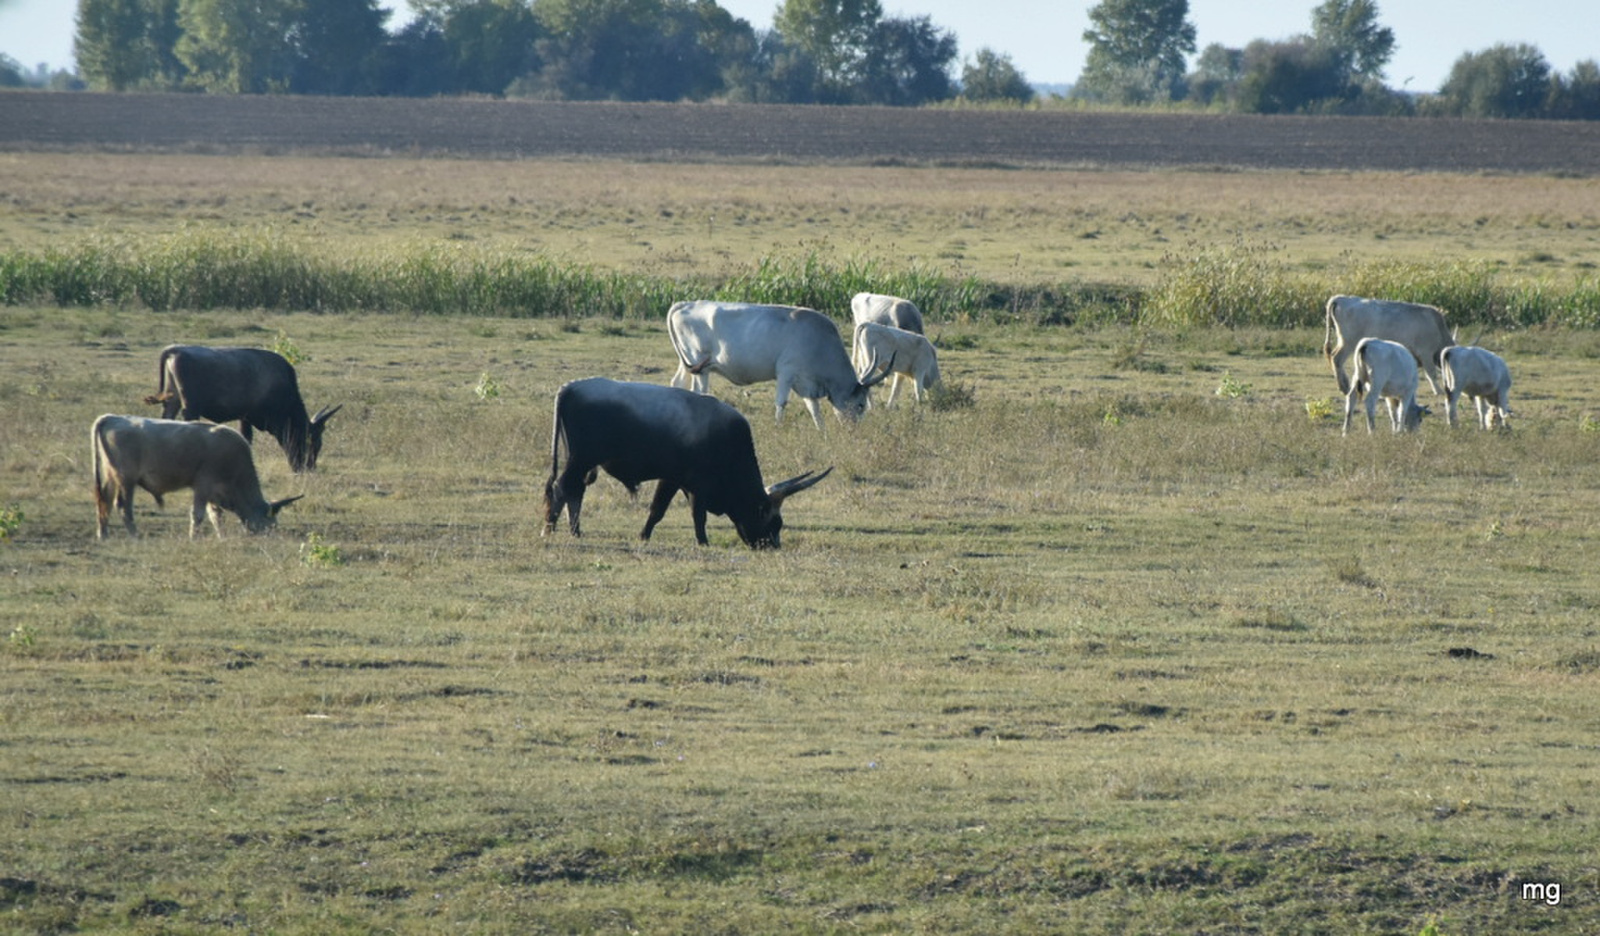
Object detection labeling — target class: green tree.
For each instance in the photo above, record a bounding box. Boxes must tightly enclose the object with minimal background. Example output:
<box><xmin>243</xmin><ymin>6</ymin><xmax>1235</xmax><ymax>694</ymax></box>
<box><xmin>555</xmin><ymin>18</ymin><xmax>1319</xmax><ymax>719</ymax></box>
<box><xmin>1548</xmin><ymin>60</ymin><xmax>1600</xmax><ymax>120</ymax></box>
<box><xmin>774</xmin><ymin>0</ymin><xmax>882</xmax><ymax>97</ymax></box>
<box><xmin>1234</xmin><ymin>38</ymin><xmax>1346</xmax><ymax>114</ymax></box>
<box><xmin>289</xmin><ymin>0</ymin><xmax>388</xmax><ymax>94</ymax></box>
<box><xmin>445</xmin><ymin>0</ymin><xmax>541</xmax><ymax>95</ymax></box>
<box><xmin>0</xmin><ymin>53</ymin><xmax>26</xmax><ymax>88</ymax></box>
<box><xmin>368</xmin><ymin>18</ymin><xmax>455</xmax><ymax>95</ymax></box>
<box><xmin>147</xmin><ymin>0</ymin><xmax>188</xmax><ymax>87</ymax></box>
<box><xmin>528</xmin><ymin>0</ymin><xmax>743</xmax><ymax>100</ymax></box>
<box><xmin>961</xmin><ymin>47</ymin><xmax>1034</xmax><ymax>103</ymax></box>
<box><xmin>853</xmin><ymin>14</ymin><xmax>956</xmax><ymax>106</ymax></box>
<box><xmin>75</xmin><ymin>0</ymin><xmax>152</xmax><ymax>90</ymax></box>
<box><xmin>1437</xmin><ymin>43</ymin><xmax>1550</xmax><ymax>118</ymax></box>
<box><xmin>177</xmin><ymin>0</ymin><xmax>301</xmax><ymax>93</ymax></box>
<box><xmin>1309</xmin><ymin>0</ymin><xmax>1394</xmax><ymax>82</ymax></box>
<box><xmin>1186</xmin><ymin>42</ymin><xmax>1241</xmax><ymax>106</ymax></box>
<box><xmin>1076</xmin><ymin>0</ymin><xmax>1196</xmax><ymax>104</ymax></box>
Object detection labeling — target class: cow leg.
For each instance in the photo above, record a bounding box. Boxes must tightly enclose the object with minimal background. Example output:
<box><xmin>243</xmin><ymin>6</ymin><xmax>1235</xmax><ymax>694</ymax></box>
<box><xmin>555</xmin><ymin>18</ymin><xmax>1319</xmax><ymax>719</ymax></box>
<box><xmin>206</xmin><ymin>502</ymin><xmax>227</xmax><ymax>538</ymax></box>
<box><xmin>238</xmin><ymin>421</ymin><xmax>253</xmax><ymax>443</ymax></box>
<box><xmin>883</xmin><ymin>374</ymin><xmax>903</xmax><ymax>408</ymax></box>
<box><xmin>1341</xmin><ymin>388</ymin><xmax>1358</xmax><ymax>437</ymax></box>
<box><xmin>189</xmin><ymin>494</ymin><xmax>207</xmax><ymax>539</ymax></box>
<box><xmin>802</xmin><ymin>398</ymin><xmax>826</xmax><ymax>431</ymax></box>
<box><xmin>117</xmin><ymin>486</ymin><xmax>138</xmax><ymax>537</ymax></box>
<box><xmin>1445</xmin><ymin>389</ymin><xmax>1461</xmax><ymax>428</ymax></box>
<box><xmin>640</xmin><ymin>482</ymin><xmax>679</xmax><ymax>541</ymax></box>
<box><xmin>1365</xmin><ymin>395</ymin><xmax>1379</xmax><ymax>434</ymax></box>
<box><xmin>773</xmin><ymin>378</ymin><xmax>793</xmax><ymax>424</ymax></box>
<box><xmin>689</xmin><ymin>497</ymin><xmax>711</xmax><ymax>546</ymax></box>
<box><xmin>545</xmin><ymin>464</ymin><xmax>593</xmax><ymax>536</ymax></box>
<box><xmin>1419</xmin><ymin>365</ymin><xmax>1442</xmax><ymax>396</ymax></box>
<box><xmin>1476</xmin><ymin>396</ymin><xmax>1493</xmax><ymax>430</ymax></box>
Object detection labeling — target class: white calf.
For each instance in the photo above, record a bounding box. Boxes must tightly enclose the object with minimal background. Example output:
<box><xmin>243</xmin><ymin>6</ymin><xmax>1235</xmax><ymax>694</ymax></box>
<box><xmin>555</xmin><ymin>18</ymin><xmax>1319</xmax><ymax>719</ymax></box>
<box><xmin>1440</xmin><ymin>345</ymin><xmax>1513</xmax><ymax>430</ymax></box>
<box><xmin>1342</xmin><ymin>338</ymin><xmax>1431</xmax><ymax>436</ymax></box>
<box><xmin>852</xmin><ymin>322</ymin><xmax>940</xmax><ymax>406</ymax></box>
<box><xmin>850</xmin><ymin>293</ymin><xmax>925</xmax><ymax>334</ymax></box>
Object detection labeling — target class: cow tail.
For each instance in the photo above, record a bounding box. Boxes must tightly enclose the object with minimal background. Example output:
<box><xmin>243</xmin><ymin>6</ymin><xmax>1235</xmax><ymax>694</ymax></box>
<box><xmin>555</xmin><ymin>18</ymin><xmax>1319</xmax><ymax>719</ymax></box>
<box><xmin>144</xmin><ymin>347</ymin><xmax>175</xmax><ymax>406</ymax></box>
<box><xmin>667</xmin><ymin>317</ymin><xmax>692</xmax><ymax>370</ymax></box>
<box><xmin>91</xmin><ymin>418</ymin><xmax>111</xmax><ymax>529</ymax></box>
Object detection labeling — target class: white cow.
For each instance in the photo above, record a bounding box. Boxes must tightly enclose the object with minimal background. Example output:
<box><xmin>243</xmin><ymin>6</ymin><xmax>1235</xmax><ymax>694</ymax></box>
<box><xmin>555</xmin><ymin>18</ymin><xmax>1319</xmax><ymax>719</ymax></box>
<box><xmin>850</xmin><ymin>292</ymin><xmax>925</xmax><ymax>335</ymax></box>
<box><xmin>852</xmin><ymin>322</ymin><xmax>940</xmax><ymax>406</ymax></box>
<box><xmin>1324</xmin><ymin>295</ymin><xmax>1455</xmax><ymax>395</ymax></box>
<box><xmin>92</xmin><ymin>415</ymin><xmax>303</xmax><ymax>539</ymax></box>
<box><xmin>1342</xmin><ymin>338</ymin><xmax>1431</xmax><ymax>436</ymax></box>
<box><xmin>667</xmin><ymin>300</ymin><xmax>893</xmax><ymax>429</ymax></box>
<box><xmin>1440</xmin><ymin>345</ymin><xmax>1513</xmax><ymax>430</ymax></box>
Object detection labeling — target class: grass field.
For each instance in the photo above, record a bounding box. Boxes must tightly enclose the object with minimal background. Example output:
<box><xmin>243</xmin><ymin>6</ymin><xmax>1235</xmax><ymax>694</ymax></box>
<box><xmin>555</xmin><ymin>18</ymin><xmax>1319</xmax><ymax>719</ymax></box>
<box><xmin>5</xmin><ymin>152</ymin><xmax>1600</xmax><ymax>287</ymax></box>
<box><xmin>3</xmin><ymin>136</ymin><xmax>1600</xmax><ymax>933</ymax></box>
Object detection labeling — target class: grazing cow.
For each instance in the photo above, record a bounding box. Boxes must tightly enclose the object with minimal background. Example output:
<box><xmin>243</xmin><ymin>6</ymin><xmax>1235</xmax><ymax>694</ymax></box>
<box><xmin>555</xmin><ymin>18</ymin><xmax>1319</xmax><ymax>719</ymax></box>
<box><xmin>1342</xmin><ymin>338</ymin><xmax>1431</xmax><ymax>436</ymax></box>
<box><xmin>543</xmin><ymin>378</ymin><xmax>831</xmax><ymax>548</ymax></box>
<box><xmin>1324</xmin><ymin>295</ymin><xmax>1454</xmax><ymax>395</ymax></box>
<box><xmin>92</xmin><ymin>415</ymin><xmax>303</xmax><ymax>539</ymax></box>
<box><xmin>1440</xmin><ymin>345</ymin><xmax>1513</xmax><ymax>430</ymax></box>
<box><xmin>850</xmin><ymin>292</ymin><xmax>926</xmax><ymax>335</ymax></box>
<box><xmin>666</xmin><ymin>300</ymin><xmax>894</xmax><ymax>429</ymax></box>
<box><xmin>145</xmin><ymin>345</ymin><xmax>341</xmax><ymax>472</ymax></box>
<box><xmin>852</xmin><ymin>322</ymin><xmax>941</xmax><ymax>406</ymax></box>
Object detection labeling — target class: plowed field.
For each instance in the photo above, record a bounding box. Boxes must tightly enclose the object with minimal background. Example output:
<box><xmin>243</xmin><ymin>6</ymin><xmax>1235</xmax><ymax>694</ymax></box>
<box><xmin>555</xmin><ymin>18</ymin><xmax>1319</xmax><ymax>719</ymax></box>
<box><xmin>4</xmin><ymin>91</ymin><xmax>1600</xmax><ymax>174</ymax></box>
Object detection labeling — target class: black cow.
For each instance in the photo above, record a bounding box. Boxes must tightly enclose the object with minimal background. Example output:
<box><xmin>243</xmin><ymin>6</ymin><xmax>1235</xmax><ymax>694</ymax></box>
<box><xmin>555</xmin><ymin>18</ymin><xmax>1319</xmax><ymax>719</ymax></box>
<box><xmin>145</xmin><ymin>345</ymin><xmax>340</xmax><ymax>472</ymax></box>
<box><xmin>543</xmin><ymin>377</ymin><xmax>831</xmax><ymax>549</ymax></box>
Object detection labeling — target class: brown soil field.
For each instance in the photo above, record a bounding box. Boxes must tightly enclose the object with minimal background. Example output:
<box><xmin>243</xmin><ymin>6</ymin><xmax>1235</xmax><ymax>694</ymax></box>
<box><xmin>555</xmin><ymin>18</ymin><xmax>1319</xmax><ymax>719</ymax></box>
<box><xmin>4</xmin><ymin>91</ymin><xmax>1600</xmax><ymax>174</ymax></box>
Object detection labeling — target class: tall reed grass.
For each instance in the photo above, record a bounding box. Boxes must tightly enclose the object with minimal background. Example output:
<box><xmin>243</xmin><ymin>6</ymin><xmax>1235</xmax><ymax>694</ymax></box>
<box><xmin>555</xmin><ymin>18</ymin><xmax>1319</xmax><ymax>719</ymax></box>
<box><xmin>2</xmin><ymin>230</ymin><xmax>1595</xmax><ymax>329</ymax></box>
<box><xmin>1142</xmin><ymin>241</ymin><xmax>1600</xmax><ymax>329</ymax></box>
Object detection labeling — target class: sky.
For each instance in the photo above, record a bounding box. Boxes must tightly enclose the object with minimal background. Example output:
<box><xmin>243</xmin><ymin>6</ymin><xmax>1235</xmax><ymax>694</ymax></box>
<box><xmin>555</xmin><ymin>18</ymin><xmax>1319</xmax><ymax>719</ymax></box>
<box><xmin>0</xmin><ymin>0</ymin><xmax>1593</xmax><ymax>93</ymax></box>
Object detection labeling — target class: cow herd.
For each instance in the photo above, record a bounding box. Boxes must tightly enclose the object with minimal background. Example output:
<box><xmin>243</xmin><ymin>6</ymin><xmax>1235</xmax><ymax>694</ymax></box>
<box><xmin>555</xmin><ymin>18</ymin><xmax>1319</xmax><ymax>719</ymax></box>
<box><xmin>1323</xmin><ymin>294</ymin><xmax>1514</xmax><ymax>435</ymax></box>
<box><xmin>91</xmin><ymin>291</ymin><xmax>1513</xmax><ymax>547</ymax></box>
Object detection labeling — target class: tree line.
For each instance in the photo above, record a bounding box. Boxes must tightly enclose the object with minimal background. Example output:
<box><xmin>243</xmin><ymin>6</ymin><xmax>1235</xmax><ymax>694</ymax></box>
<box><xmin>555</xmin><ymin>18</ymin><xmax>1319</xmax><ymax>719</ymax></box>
<box><xmin>1077</xmin><ymin>0</ymin><xmax>1600</xmax><ymax>120</ymax></box>
<box><xmin>65</xmin><ymin>0</ymin><xmax>1027</xmax><ymax>106</ymax></box>
<box><xmin>34</xmin><ymin>0</ymin><xmax>1599</xmax><ymax>120</ymax></box>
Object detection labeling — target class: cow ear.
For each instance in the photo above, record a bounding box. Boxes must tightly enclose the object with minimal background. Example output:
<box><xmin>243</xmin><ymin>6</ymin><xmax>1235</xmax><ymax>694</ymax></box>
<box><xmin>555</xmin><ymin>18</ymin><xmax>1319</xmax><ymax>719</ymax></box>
<box><xmin>269</xmin><ymin>494</ymin><xmax>305</xmax><ymax>516</ymax></box>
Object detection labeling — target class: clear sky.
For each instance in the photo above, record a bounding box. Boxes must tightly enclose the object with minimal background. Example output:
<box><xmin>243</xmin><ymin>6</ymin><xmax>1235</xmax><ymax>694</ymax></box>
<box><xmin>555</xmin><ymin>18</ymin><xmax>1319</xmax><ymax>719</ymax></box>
<box><xmin>0</xmin><ymin>0</ymin><xmax>1593</xmax><ymax>93</ymax></box>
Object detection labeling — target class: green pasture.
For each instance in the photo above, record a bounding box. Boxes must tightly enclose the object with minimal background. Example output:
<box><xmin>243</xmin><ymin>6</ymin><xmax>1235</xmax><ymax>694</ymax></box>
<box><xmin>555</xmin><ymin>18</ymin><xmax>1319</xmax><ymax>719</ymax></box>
<box><xmin>3</xmin><ymin>300</ymin><xmax>1599</xmax><ymax>933</ymax></box>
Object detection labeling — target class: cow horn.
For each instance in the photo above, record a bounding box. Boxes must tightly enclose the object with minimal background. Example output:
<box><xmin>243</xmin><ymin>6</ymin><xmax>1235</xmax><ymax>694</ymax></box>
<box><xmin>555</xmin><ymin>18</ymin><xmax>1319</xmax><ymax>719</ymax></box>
<box><xmin>311</xmin><ymin>404</ymin><xmax>343</xmax><ymax>424</ymax></box>
<box><xmin>686</xmin><ymin>355</ymin><xmax>713</xmax><ymax>375</ymax></box>
<box><xmin>765</xmin><ymin>466</ymin><xmax>833</xmax><ymax>505</ymax></box>
<box><xmin>268</xmin><ymin>494</ymin><xmax>305</xmax><ymax>516</ymax></box>
<box><xmin>859</xmin><ymin>352</ymin><xmax>897</xmax><ymax>388</ymax></box>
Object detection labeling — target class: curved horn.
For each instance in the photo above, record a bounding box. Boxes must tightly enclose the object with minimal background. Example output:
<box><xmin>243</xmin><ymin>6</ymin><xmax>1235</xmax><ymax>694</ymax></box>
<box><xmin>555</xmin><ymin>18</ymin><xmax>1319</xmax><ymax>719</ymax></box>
<box><xmin>859</xmin><ymin>352</ymin><xmax>897</xmax><ymax>389</ymax></box>
<box><xmin>765</xmin><ymin>466</ymin><xmax>833</xmax><ymax>505</ymax></box>
<box><xmin>268</xmin><ymin>494</ymin><xmax>305</xmax><ymax>516</ymax></box>
<box><xmin>310</xmin><ymin>404</ymin><xmax>343</xmax><ymax>424</ymax></box>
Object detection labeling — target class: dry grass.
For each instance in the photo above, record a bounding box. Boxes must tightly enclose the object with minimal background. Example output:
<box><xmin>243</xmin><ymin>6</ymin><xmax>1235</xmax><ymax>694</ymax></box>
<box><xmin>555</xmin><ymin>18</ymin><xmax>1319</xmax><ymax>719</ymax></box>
<box><xmin>3</xmin><ymin>303</ymin><xmax>1599</xmax><ymax>933</ymax></box>
<box><xmin>5</xmin><ymin>153</ymin><xmax>1600</xmax><ymax>286</ymax></box>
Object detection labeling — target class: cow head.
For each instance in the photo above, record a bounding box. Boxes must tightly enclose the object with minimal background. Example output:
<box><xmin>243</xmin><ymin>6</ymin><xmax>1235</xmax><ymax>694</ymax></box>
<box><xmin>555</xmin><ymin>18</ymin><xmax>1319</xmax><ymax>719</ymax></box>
<box><xmin>1403</xmin><ymin>402</ymin><xmax>1431</xmax><ymax>432</ymax></box>
<box><xmin>243</xmin><ymin>494</ymin><xmax>305</xmax><ymax>533</ymax></box>
<box><xmin>299</xmin><ymin>404</ymin><xmax>343</xmax><ymax>471</ymax></box>
<box><xmin>838</xmin><ymin>353</ymin><xmax>898</xmax><ymax>421</ymax></box>
<box><xmin>739</xmin><ymin>466</ymin><xmax>833</xmax><ymax>548</ymax></box>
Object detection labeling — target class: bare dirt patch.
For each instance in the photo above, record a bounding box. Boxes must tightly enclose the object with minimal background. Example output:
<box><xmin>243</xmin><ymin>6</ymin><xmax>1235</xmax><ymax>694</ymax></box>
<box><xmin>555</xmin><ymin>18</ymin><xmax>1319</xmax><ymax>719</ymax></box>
<box><xmin>4</xmin><ymin>92</ymin><xmax>1600</xmax><ymax>175</ymax></box>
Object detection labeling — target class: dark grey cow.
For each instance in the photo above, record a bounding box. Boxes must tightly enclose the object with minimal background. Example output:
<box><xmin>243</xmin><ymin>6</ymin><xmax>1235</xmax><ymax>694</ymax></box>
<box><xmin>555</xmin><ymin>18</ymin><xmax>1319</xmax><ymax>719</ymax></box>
<box><xmin>543</xmin><ymin>377</ymin><xmax>830</xmax><ymax>548</ymax></box>
<box><xmin>145</xmin><ymin>345</ymin><xmax>340</xmax><ymax>472</ymax></box>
